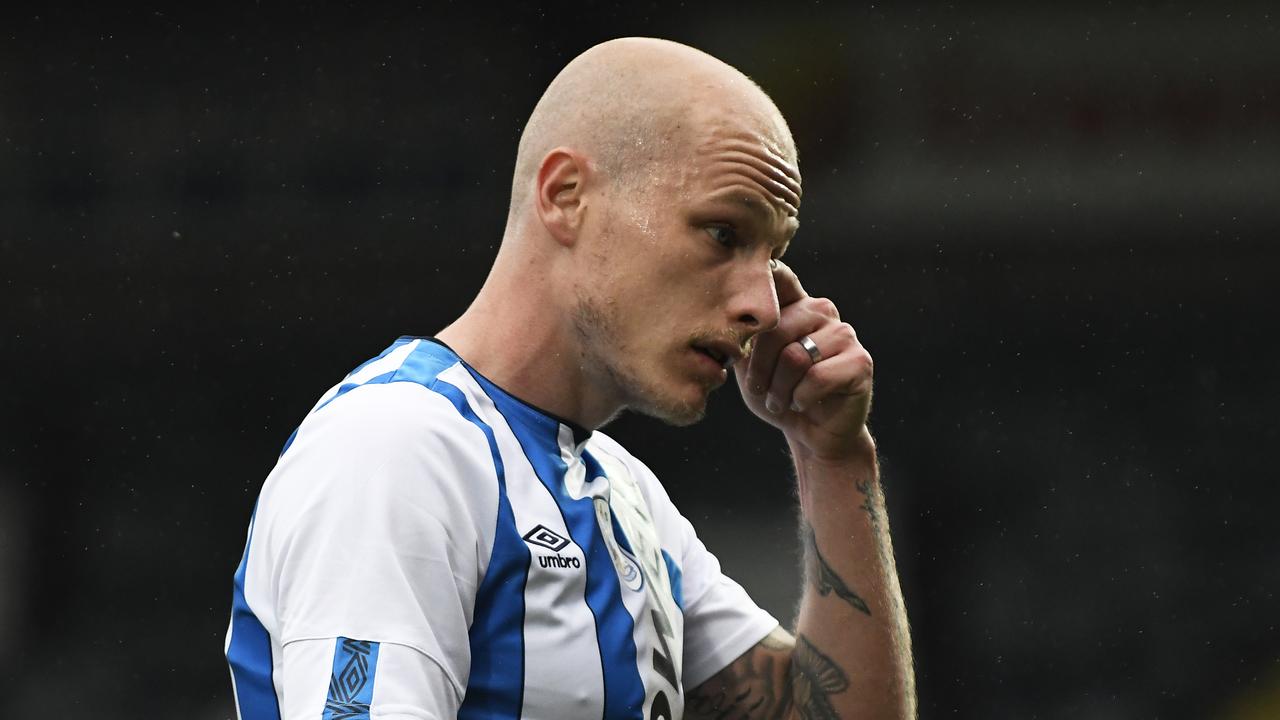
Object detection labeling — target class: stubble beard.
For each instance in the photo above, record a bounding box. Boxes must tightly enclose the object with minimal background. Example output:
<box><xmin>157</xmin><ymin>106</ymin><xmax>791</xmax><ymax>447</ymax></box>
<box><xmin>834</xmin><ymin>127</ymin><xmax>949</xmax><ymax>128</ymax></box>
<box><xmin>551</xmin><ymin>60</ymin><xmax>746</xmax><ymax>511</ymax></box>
<box><xmin>572</xmin><ymin>289</ymin><xmax>708</xmax><ymax>427</ymax></box>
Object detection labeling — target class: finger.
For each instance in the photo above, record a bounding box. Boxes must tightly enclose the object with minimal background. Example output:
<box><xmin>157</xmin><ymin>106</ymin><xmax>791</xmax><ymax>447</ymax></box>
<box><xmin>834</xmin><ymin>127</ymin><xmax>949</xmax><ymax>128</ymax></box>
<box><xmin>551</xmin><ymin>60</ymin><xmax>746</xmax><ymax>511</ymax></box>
<box><xmin>790</xmin><ymin>325</ymin><xmax>873</xmax><ymax>414</ymax></box>
<box><xmin>762</xmin><ymin>339</ymin><xmax>815</xmax><ymax>414</ymax></box>
<box><xmin>767</xmin><ymin>321</ymin><xmax>861</xmax><ymax>413</ymax></box>
<box><xmin>745</xmin><ymin>295</ymin><xmax>840</xmax><ymax>396</ymax></box>
<box><xmin>771</xmin><ymin>259</ymin><xmax>809</xmax><ymax>308</ymax></box>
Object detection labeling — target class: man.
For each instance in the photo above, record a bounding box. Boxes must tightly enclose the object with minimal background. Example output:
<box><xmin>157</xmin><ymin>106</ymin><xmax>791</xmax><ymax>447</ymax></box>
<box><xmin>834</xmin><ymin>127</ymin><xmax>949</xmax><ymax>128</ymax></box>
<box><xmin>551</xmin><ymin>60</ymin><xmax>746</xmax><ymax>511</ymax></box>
<box><xmin>226</xmin><ymin>37</ymin><xmax>914</xmax><ymax>720</ymax></box>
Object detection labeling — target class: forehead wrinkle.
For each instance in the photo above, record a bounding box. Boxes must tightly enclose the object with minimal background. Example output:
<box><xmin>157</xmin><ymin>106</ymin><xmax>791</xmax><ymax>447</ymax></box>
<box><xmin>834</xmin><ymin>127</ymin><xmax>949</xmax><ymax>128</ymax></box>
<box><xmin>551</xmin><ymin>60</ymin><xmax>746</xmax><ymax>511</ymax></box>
<box><xmin>695</xmin><ymin>129</ymin><xmax>802</xmax><ymax>185</ymax></box>
<box><xmin>706</xmin><ymin>163</ymin><xmax>801</xmax><ymax>219</ymax></box>
<box><xmin>707</xmin><ymin>153</ymin><xmax>802</xmax><ymax>209</ymax></box>
<box><xmin>694</xmin><ymin>136</ymin><xmax>802</xmax><ymax>215</ymax></box>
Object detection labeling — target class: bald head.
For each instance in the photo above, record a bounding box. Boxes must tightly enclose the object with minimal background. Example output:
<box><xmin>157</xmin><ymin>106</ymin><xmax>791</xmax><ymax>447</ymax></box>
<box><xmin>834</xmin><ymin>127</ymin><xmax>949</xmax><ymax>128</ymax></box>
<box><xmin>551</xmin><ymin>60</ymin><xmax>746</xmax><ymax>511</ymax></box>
<box><xmin>444</xmin><ymin>39</ymin><xmax>805</xmax><ymax>428</ymax></box>
<box><xmin>507</xmin><ymin>37</ymin><xmax>796</xmax><ymax>222</ymax></box>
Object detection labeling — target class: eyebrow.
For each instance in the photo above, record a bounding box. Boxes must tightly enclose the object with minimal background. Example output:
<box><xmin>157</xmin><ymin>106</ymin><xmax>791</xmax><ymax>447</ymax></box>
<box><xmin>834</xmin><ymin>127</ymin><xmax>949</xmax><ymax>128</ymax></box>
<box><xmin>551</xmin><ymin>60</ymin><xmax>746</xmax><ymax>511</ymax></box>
<box><xmin>710</xmin><ymin>192</ymin><xmax>797</xmax><ymax>223</ymax></box>
<box><xmin>731</xmin><ymin>193</ymin><xmax>773</xmax><ymax>220</ymax></box>
<box><xmin>714</xmin><ymin>193</ymin><xmax>799</xmax><ymax>255</ymax></box>
<box><xmin>732</xmin><ymin>189</ymin><xmax>799</xmax><ymax>219</ymax></box>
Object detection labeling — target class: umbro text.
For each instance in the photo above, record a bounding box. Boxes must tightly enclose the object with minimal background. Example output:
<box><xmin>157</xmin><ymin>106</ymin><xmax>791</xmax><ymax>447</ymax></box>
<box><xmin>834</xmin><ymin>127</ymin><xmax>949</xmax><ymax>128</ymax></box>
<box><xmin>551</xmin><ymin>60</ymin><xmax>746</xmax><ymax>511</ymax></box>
<box><xmin>538</xmin><ymin>555</ymin><xmax>581</xmax><ymax>569</ymax></box>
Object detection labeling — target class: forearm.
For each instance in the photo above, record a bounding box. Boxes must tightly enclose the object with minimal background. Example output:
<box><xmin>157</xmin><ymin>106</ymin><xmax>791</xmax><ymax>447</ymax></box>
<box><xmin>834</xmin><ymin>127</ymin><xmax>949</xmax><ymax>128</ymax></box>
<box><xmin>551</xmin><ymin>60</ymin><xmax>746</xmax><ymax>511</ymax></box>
<box><xmin>696</xmin><ymin>262</ymin><xmax>911</xmax><ymax>720</ymax></box>
<box><xmin>787</xmin><ymin>428</ymin><xmax>915</xmax><ymax>720</ymax></box>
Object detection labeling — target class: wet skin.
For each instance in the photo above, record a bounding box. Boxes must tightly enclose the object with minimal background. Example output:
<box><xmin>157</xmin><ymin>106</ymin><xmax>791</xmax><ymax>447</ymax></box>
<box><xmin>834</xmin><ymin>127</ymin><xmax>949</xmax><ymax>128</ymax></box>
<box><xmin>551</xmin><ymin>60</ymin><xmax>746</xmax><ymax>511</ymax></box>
<box><xmin>574</xmin><ymin>110</ymin><xmax>804</xmax><ymax>425</ymax></box>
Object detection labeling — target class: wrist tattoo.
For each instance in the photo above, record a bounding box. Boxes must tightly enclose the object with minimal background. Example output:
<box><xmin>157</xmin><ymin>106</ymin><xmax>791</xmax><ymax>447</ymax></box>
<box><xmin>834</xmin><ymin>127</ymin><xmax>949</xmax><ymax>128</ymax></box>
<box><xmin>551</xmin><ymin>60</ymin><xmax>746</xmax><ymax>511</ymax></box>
<box><xmin>804</xmin><ymin>524</ymin><xmax>871</xmax><ymax>616</ymax></box>
<box><xmin>854</xmin><ymin>478</ymin><xmax>878</xmax><ymax>525</ymax></box>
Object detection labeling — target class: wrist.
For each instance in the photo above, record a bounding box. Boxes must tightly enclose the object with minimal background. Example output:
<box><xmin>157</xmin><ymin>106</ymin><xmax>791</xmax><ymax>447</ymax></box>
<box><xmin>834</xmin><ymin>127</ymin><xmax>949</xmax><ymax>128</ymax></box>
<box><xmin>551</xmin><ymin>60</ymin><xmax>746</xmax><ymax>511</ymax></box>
<box><xmin>788</xmin><ymin>425</ymin><xmax>877</xmax><ymax>469</ymax></box>
<box><xmin>790</xmin><ymin>426</ymin><xmax>880</xmax><ymax>525</ymax></box>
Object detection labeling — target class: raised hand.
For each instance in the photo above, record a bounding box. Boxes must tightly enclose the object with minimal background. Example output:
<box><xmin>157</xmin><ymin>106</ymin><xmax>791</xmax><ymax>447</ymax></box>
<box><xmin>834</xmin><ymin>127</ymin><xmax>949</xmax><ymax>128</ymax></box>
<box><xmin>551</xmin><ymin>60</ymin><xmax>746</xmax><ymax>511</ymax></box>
<box><xmin>736</xmin><ymin>260</ymin><xmax>875</xmax><ymax>462</ymax></box>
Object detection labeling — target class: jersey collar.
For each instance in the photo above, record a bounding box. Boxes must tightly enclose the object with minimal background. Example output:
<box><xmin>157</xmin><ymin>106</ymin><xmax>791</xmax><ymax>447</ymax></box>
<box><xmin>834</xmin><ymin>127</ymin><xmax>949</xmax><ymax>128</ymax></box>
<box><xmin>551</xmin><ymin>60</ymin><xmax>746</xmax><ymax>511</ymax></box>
<box><xmin>414</xmin><ymin>336</ymin><xmax>594</xmax><ymax>452</ymax></box>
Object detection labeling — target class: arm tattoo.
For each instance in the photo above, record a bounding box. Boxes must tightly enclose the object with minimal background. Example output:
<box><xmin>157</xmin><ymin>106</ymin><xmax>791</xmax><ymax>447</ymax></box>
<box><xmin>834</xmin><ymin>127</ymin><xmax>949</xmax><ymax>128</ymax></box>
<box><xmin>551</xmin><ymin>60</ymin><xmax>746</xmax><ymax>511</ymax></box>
<box><xmin>685</xmin><ymin>631</ymin><xmax>792</xmax><ymax>720</ymax></box>
<box><xmin>805</xmin><ymin>525</ymin><xmax>871</xmax><ymax>616</ymax></box>
<box><xmin>854</xmin><ymin>478</ymin><xmax>878</xmax><ymax>525</ymax></box>
<box><xmin>789</xmin><ymin>635</ymin><xmax>850</xmax><ymax>720</ymax></box>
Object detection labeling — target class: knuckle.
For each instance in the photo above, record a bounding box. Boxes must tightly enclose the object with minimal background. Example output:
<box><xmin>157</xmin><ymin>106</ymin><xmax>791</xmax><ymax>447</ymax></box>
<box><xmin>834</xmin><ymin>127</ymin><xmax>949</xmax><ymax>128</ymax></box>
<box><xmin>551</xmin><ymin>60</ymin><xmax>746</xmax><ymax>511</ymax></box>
<box><xmin>812</xmin><ymin>297</ymin><xmax>840</xmax><ymax>319</ymax></box>
<box><xmin>836</xmin><ymin>322</ymin><xmax>858</xmax><ymax>346</ymax></box>
<box><xmin>818</xmin><ymin>324</ymin><xmax>857</xmax><ymax>356</ymax></box>
<box><xmin>849</xmin><ymin>375</ymin><xmax>873</xmax><ymax>397</ymax></box>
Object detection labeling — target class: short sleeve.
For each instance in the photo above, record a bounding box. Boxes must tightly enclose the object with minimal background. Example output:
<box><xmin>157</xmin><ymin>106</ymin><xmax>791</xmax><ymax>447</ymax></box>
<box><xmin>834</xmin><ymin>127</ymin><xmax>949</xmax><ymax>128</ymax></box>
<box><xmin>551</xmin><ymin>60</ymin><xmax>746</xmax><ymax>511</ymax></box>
<box><xmin>663</xmin><ymin>507</ymin><xmax>781</xmax><ymax>689</ymax></box>
<box><xmin>248</xmin><ymin>381</ymin><xmax>500</xmax><ymax>717</ymax></box>
<box><xmin>281</xmin><ymin>639</ymin><xmax>455</xmax><ymax>719</ymax></box>
<box><xmin>588</xmin><ymin>433</ymin><xmax>780</xmax><ymax>690</ymax></box>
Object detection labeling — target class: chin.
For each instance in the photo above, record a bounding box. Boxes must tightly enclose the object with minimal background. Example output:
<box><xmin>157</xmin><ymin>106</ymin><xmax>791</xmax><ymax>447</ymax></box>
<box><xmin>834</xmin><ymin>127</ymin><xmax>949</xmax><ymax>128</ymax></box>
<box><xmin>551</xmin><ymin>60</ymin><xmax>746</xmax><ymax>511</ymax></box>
<box><xmin>630</xmin><ymin>384</ymin><xmax>711</xmax><ymax>427</ymax></box>
<box><xmin>646</xmin><ymin>401</ymin><xmax>707</xmax><ymax>427</ymax></box>
<box><xmin>607</xmin><ymin>352</ymin><xmax>716</xmax><ymax>427</ymax></box>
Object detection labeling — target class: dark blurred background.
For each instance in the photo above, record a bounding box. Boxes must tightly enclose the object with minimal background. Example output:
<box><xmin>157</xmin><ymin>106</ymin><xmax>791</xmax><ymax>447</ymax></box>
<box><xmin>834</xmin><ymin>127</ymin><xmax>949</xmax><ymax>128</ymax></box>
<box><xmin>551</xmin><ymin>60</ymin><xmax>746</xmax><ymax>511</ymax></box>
<box><xmin>2</xmin><ymin>3</ymin><xmax>1278</xmax><ymax>718</ymax></box>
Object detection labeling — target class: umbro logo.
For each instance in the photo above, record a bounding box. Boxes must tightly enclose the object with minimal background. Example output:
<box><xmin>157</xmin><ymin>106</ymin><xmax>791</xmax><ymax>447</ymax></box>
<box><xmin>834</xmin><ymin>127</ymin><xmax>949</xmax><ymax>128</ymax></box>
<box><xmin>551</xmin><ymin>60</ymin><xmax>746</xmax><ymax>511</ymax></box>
<box><xmin>522</xmin><ymin>525</ymin><xmax>581</xmax><ymax>569</ymax></box>
<box><xmin>522</xmin><ymin>524</ymin><xmax>570</xmax><ymax>552</ymax></box>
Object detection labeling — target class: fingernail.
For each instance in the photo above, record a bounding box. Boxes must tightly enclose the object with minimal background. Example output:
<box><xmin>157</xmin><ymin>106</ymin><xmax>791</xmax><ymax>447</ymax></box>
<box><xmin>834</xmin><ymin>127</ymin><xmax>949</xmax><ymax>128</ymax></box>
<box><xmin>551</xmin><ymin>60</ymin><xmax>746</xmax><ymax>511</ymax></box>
<box><xmin>765</xmin><ymin>395</ymin><xmax>781</xmax><ymax>414</ymax></box>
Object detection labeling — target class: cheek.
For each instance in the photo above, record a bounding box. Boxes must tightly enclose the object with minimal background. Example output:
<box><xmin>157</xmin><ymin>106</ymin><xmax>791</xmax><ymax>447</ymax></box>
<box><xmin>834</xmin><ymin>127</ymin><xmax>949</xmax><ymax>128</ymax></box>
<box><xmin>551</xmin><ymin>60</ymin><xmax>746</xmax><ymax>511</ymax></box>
<box><xmin>624</xmin><ymin>204</ymin><xmax>662</xmax><ymax>244</ymax></box>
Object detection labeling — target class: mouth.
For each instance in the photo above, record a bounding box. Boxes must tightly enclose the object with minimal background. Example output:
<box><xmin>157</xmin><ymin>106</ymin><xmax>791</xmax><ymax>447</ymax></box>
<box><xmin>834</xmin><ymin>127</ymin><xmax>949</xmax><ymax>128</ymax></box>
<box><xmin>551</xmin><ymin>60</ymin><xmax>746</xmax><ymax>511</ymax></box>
<box><xmin>690</xmin><ymin>340</ymin><xmax>743</xmax><ymax>370</ymax></box>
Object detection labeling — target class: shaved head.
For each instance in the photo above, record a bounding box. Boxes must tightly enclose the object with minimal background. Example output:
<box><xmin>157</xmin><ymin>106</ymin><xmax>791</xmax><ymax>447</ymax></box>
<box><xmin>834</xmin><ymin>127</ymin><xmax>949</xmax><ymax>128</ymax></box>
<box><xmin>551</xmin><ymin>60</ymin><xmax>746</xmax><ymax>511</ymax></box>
<box><xmin>446</xmin><ymin>37</ymin><xmax>805</xmax><ymax>429</ymax></box>
<box><xmin>507</xmin><ymin>37</ymin><xmax>796</xmax><ymax>221</ymax></box>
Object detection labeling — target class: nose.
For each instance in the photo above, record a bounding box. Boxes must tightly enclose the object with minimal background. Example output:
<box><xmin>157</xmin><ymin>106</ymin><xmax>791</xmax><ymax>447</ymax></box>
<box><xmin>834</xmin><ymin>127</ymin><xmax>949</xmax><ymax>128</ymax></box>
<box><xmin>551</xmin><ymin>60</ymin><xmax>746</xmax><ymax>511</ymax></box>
<box><xmin>729</xmin><ymin>261</ymin><xmax>780</xmax><ymax>334</ymax></box>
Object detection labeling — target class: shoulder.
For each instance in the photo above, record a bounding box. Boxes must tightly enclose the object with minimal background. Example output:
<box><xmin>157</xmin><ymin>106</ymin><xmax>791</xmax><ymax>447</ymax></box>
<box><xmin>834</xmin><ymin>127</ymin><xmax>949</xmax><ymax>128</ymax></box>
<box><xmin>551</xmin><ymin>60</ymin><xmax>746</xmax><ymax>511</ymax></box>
<box><xmin>282</xmin><ymin>336</ymin><xmax>486</xmax><ymax>458</ymax></box>
<box><xmin>289</xmin><ymin>379</ymin><xmax>490</xmax><ymax>465</ymax></box>
<box><xmin>261</xmin><ymin>378</ymin><xmax>501</xmax><ymax>530</ymax></box>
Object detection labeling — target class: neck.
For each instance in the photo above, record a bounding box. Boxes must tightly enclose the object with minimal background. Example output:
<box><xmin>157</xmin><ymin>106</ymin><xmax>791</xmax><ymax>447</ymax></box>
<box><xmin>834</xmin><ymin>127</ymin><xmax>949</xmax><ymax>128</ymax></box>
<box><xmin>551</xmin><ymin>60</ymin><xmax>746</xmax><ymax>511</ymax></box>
<box><xmin>436</xmin><ymin>237</ymin><xmax>623</xmax><ymax>430</ymax></box>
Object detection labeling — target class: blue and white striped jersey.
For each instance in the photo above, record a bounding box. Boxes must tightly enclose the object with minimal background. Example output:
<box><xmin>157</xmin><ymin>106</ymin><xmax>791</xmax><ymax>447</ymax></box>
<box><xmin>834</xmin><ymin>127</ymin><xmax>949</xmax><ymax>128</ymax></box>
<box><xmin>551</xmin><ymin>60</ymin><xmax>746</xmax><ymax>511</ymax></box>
<box><xmin>226</xmin><ymin>337</ymin><xmax>778</xmax><ymax>720</ymax></box>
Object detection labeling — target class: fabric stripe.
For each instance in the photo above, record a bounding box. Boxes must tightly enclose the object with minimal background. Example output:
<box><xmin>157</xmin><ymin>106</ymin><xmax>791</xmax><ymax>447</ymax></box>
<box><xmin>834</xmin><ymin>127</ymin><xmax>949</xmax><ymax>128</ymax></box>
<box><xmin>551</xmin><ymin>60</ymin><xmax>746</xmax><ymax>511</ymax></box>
<box><xmin>318</xmin><ymin>342</ymin><xmax>533</xmax><ymax>717</ymax></box>
<box><xmin>278</xmin><ymin>427</ymin><xmax>300</xmax><ymax>458</ymax></box>
<box><xmin>430</xmin><ymin>375</ymin><xmax>530</xmax><ymax>720</ymax></box>
<box><xmin>280</xmin><ymin>339</ymin><xmax>421</xmax><ymax>457</ymax></box>
<box><xmin>312</xmin><ymin>370</ymin><xmax>397</xmax><ymax>415</ymax></box>
<box><xmin>323</xmin><ymin>638</ymin><xmax>381</xmax><ymax>720</ymax></box>
<box><xmin>227</xmin><ymin>509</ymin><xmax>282</xmax><ymax>720</ymax></box>
<box><xmin>585</xmin><ymin>447</ymin><xmax>686</xmax><ymax>717</ymax></box>
<box><xmin>309</xmin><ymin>339</ymin><xmax>420</xmax><ymax>414</ymax></box>
<box><xmin>661</xmin><ymin>550</ymin><xmax>684</xmax><ymax>612</ymax></box>
<box><xmin>611</xmin><ymin>509</ymin><xmax>636</xmax><ymax>555</ymax></box>
<box><xmin>443</xmin><ymin>364</ymin><xmax>607</xmax><ymax>720</ymax></box>
<box><xmin>579</xmin><ymin>451</ymin><xmax>649</xmax><ymax>719</ymax></box>
<box><xmin>467</xmin><ymin>370</ymin><xmax>645</xmax><ymax>720</ymax></box>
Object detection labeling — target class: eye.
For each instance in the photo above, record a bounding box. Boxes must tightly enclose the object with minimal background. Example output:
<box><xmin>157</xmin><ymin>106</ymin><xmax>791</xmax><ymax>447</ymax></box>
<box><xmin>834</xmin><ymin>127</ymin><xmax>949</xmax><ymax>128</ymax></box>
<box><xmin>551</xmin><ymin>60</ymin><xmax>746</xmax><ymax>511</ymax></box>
<box><xmin>706</xmin><ymin>225</ymin><xmax>738</xmax><ymax>247</ymax></box>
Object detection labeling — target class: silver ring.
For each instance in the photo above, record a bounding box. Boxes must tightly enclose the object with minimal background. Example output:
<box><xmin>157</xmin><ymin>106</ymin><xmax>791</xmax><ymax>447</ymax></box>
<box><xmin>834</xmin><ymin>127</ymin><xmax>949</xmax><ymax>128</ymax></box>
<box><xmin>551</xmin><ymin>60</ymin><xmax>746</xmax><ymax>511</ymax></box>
<box><xmin>798</xmin><ymin>335</ymin><xmax>822</xmax><ymax>364</ymax></box>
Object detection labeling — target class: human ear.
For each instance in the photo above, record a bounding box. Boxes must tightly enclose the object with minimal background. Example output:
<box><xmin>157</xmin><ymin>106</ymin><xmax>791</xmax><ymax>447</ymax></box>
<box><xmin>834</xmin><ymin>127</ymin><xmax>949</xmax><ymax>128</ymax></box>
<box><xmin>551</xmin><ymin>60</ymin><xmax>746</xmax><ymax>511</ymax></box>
<box><xmin>534</xmin><ymin>148</ymin><xmax>587</xmax><ymax>247</ymax></box>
